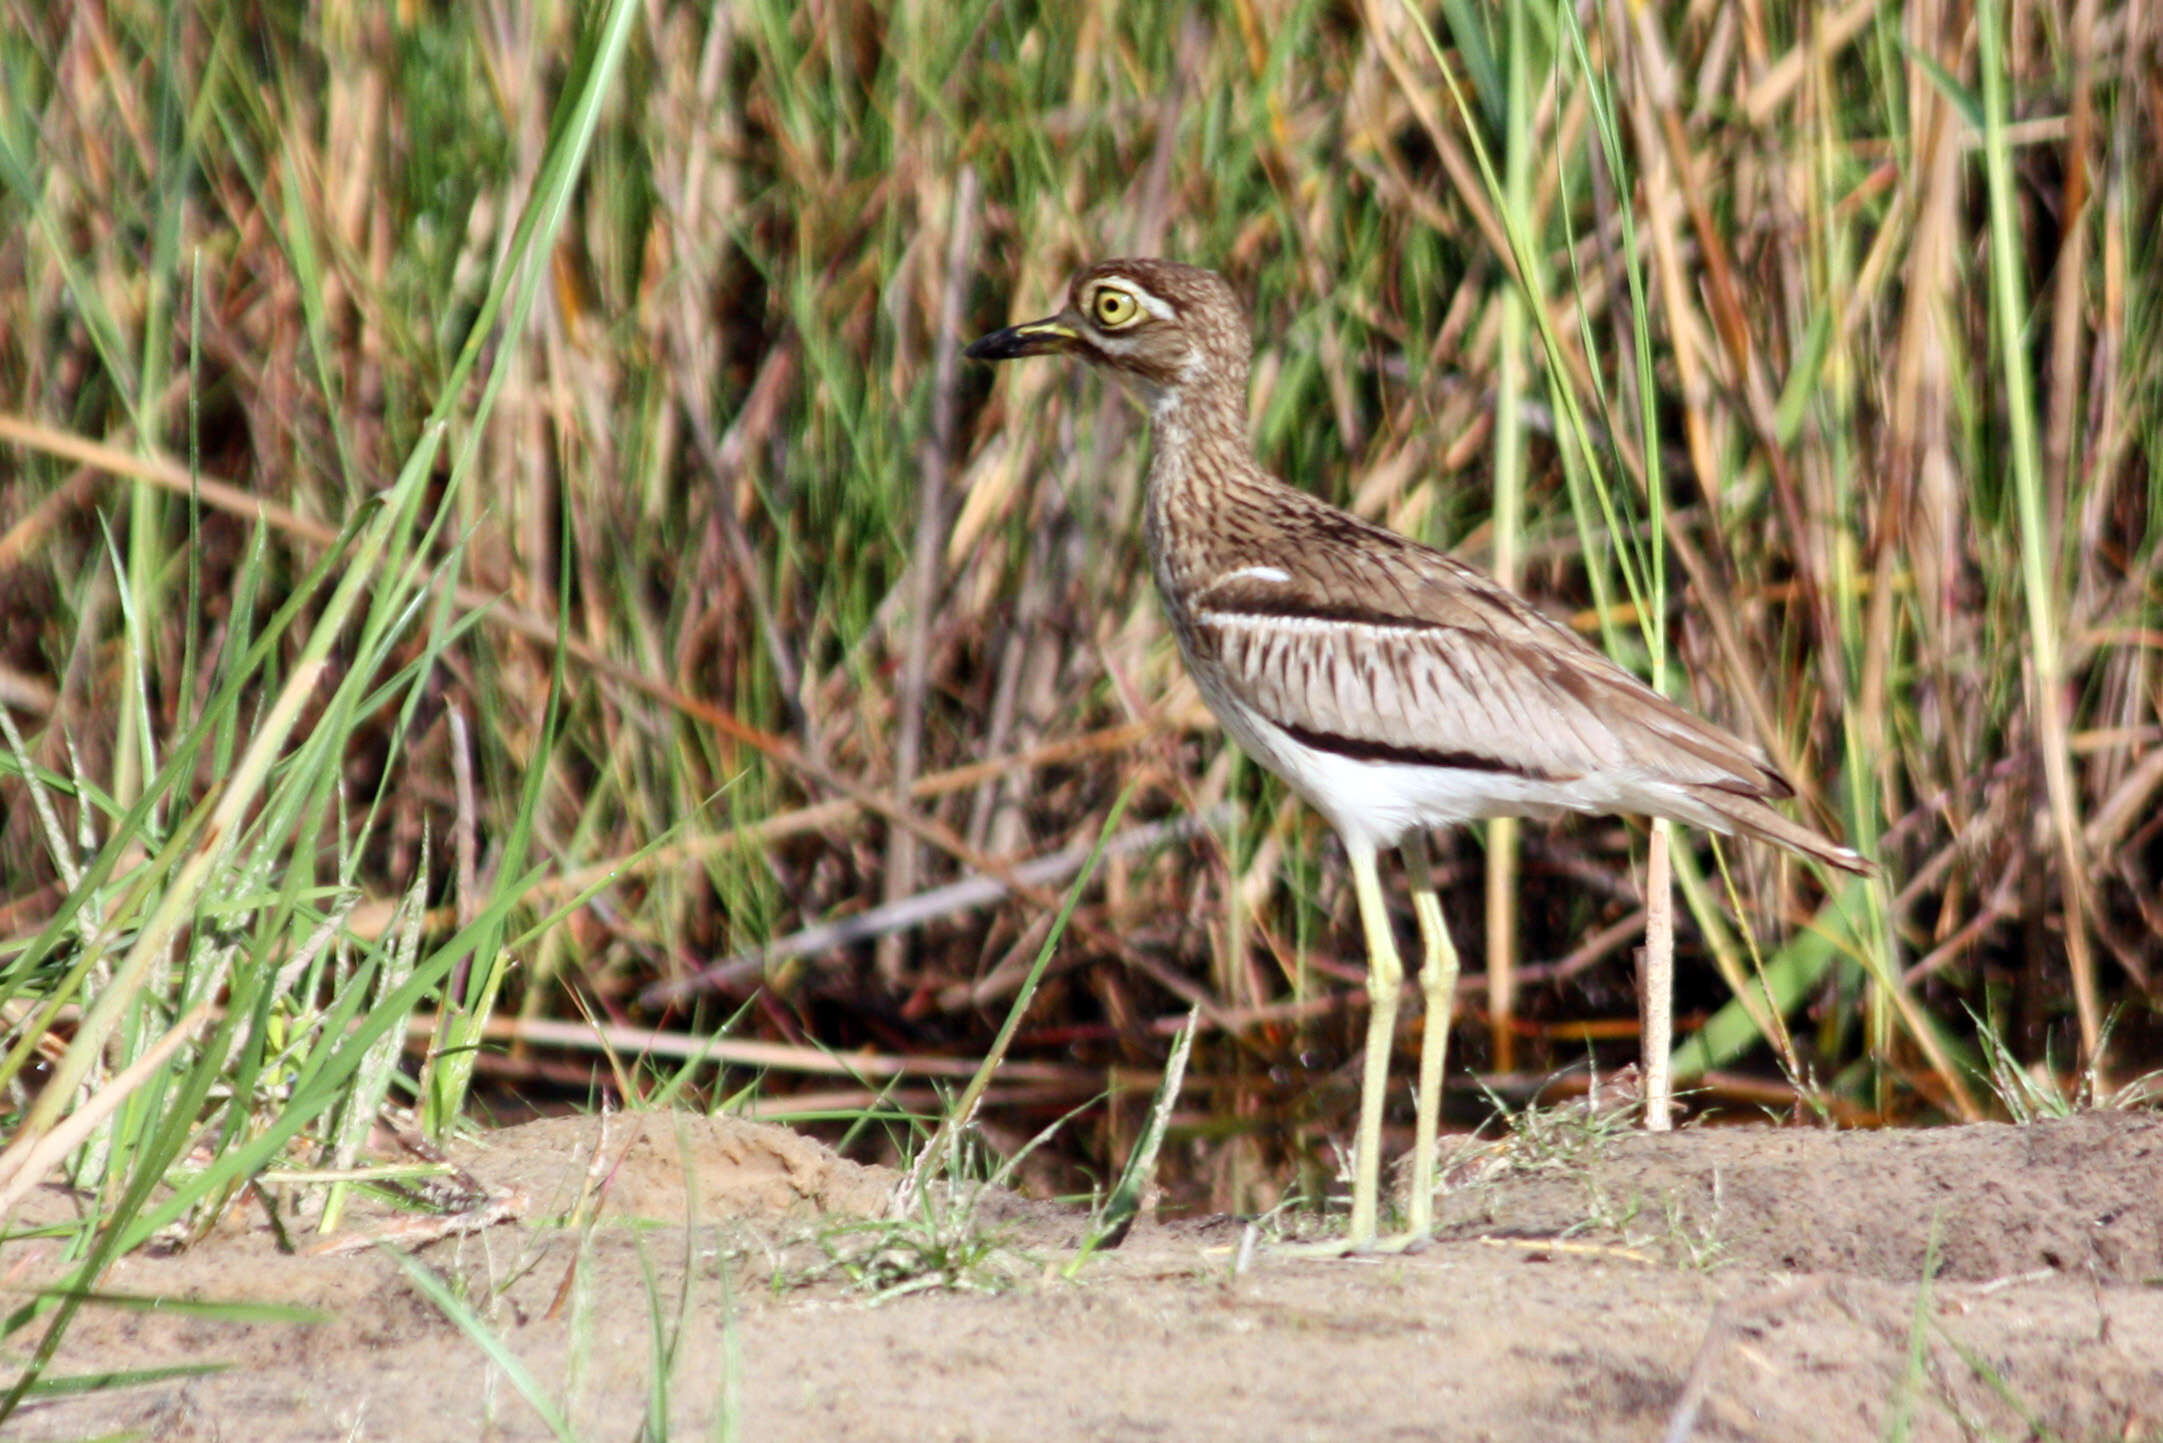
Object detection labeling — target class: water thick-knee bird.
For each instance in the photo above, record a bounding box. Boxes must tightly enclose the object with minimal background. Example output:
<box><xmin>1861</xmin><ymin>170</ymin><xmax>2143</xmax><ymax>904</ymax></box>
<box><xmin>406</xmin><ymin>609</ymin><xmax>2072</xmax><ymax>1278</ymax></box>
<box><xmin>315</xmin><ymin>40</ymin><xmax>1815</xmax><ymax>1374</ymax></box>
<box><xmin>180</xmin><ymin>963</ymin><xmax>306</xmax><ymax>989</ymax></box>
<box><xmin>966</xmin><ymin>259</ymin><xmax>1871</xmax><ymax>1245</ymax></box>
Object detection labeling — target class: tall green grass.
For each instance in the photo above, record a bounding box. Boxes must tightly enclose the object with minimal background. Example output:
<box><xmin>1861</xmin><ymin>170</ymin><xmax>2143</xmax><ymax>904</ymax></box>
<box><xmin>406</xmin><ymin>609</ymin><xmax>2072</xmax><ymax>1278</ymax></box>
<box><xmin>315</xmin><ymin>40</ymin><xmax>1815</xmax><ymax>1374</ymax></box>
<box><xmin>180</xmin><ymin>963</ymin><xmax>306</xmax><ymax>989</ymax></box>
<box><xmin>0</xmin><ymin>0</ymin><xmax>641</xmax><ymax>1413</ymax></box>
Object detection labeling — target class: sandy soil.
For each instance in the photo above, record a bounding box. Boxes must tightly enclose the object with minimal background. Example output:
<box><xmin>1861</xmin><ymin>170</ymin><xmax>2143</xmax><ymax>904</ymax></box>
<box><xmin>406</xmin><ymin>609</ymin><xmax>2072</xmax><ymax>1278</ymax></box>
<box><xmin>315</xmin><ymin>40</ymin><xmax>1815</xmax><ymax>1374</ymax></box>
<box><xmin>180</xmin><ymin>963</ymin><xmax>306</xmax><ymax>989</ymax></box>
<box><xmin>6</xmin><ymin>1109</ymin><xmax>2161</xmax><ymax>1441</ymax></box>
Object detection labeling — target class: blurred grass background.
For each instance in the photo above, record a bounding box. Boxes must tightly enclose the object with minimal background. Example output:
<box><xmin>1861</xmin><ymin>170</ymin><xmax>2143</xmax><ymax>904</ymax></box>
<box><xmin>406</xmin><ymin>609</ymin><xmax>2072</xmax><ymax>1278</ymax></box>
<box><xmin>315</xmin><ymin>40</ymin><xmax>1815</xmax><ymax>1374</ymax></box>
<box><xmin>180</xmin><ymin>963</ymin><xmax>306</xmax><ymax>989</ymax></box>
<box><xmin>0</xmin><ymin>0</ymin><xmax>2158</xmax><ymax>1311</ymax></box>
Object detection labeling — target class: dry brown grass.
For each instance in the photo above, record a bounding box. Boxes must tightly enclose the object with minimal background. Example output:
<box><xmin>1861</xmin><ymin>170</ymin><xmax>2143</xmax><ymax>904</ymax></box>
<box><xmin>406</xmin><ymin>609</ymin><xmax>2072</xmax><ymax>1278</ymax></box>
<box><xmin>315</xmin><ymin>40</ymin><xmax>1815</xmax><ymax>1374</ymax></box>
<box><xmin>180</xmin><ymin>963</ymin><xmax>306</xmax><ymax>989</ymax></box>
<box><xmin>0</xmin><ymin>0</ymin><xmax>2158</xmax><ymax>1237</ymax></box>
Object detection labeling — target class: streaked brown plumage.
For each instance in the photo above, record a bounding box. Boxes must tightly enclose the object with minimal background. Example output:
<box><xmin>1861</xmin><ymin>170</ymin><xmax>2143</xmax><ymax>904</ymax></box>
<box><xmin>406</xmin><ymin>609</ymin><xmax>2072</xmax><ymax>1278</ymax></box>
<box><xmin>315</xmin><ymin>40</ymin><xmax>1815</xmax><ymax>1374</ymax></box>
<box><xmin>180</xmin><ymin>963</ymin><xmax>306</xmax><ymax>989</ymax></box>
<box><xmin>967</xmin><ymin>258</ymin><xmax>1870</xmax><ymax>1245</ymax></box>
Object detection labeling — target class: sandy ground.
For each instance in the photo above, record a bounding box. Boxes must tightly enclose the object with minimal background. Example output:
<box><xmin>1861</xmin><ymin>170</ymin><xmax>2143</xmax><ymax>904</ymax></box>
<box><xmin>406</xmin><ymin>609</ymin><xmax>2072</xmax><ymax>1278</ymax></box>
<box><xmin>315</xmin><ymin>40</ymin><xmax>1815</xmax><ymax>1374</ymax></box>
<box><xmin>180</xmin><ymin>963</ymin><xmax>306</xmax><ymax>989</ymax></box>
<box><xmin>6</xmin><ymin>1109</ymin><xmax>2161</xmax><ymax>1441</ymax></box>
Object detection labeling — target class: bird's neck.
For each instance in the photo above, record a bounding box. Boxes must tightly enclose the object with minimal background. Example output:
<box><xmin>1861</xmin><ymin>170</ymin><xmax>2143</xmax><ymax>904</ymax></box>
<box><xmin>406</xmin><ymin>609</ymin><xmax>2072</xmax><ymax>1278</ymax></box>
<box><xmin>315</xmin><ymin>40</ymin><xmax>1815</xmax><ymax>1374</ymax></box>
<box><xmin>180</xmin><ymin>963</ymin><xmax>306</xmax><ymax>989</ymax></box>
<box><xmin>1141</xmin><ymin>373</ymin><xmax>1271</xmax><ymax>604</ymax></box>
<box><xmin>1143</xmin><ymin>374</ymin><xmax>1266</xmax><ymax>492</ymax></box>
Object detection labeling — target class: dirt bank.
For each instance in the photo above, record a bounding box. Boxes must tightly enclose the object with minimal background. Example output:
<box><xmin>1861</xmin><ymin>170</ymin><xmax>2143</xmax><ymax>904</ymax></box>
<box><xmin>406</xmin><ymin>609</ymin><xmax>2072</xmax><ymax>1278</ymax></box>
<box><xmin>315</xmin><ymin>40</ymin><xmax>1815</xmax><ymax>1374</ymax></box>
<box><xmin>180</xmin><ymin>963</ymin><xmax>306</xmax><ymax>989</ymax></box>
<box><xmin>6</xmin><ymin>1110</ymin><xmax>2159</xmax><ymax>1441</ymax></box>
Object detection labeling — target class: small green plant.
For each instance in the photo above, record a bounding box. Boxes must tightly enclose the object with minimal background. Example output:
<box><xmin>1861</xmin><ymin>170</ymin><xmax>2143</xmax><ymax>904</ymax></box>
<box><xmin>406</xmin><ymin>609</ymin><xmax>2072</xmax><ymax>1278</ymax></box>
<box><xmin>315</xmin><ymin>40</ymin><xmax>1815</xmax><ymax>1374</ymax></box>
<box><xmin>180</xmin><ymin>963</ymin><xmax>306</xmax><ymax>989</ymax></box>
<box><xmin>1472</xmin><ymin>1071</ymin><xmax>1726</xmax><ymax>1269</ymax></box>
<box><xmin>1551</xmin><ymin>1159</ymin><xmax>1725</xmax><ymax>1271</ymax></box>
<box><xmin>1479</xmin><ymin>1066</ymin><xmax>1647</xmax><ymax>1176</ymax></box>
<box><xmin>1070</xmin><ymin>1004</ymin><xmax>1200</xmax><ymax>1269</ymax></box>
<box><xmin>1969</xmin><ymin>1004</ymin><xmax>2163</xmax><ymax>1123</ymax></box>
<box><xmin>1971</xmin><ymin>1006</ymin><xmax>2085</xmax><ymax>1123</ymax></box>
<box><xmin>783</xmin><ymin>1119</ymin><xmax>1044</xmax><ymax>1304</ymax></box>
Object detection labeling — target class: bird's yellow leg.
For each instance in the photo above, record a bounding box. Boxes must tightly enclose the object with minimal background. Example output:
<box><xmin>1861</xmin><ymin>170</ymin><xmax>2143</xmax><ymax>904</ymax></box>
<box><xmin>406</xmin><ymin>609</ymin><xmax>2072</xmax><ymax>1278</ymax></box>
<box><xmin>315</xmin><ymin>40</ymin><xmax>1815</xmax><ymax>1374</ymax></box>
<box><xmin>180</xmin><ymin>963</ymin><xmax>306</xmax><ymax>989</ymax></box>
<box><xmin>1345</xmin><ymin>840</ymin><xmax>1401</xmax><ymax>1245</ymax></box>
<box><xmin>1403</xmin><ymin>833</ymin><xmax>1458</xmax><ymax>1237</ymax></box>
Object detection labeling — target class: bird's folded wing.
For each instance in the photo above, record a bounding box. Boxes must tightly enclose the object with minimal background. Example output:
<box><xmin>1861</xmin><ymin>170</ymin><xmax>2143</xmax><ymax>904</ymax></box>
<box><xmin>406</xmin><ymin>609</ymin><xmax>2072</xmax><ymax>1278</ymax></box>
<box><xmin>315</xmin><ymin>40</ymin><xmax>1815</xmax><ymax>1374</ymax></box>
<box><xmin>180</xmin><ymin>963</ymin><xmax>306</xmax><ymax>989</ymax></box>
<box><xmin>1189</xmin><ymin>543</ymin><xmax>1789</xmax><ymax>798</ymax></box>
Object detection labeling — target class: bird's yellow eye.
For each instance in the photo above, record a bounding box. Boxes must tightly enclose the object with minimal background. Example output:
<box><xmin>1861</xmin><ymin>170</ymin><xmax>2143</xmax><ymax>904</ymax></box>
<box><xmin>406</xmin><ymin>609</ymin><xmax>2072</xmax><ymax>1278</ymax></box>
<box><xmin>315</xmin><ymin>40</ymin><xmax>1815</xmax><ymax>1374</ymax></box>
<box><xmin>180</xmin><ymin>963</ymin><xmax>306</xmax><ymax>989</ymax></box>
<box><xmin>1091</xmin><ymin>288</ymin><xmax>1140</xmax><ymax>328</ymax></box>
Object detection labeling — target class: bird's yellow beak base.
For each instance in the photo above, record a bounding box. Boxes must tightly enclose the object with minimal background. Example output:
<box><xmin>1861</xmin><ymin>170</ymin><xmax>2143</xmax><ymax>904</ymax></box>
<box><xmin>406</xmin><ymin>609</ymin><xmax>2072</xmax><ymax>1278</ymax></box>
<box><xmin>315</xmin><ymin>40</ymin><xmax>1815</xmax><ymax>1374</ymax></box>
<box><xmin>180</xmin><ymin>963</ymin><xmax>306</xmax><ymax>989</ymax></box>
<box><xmin>964</xmin><ymin>315</ymin><xmax>1080</xmax><ymax>361</ymax></box>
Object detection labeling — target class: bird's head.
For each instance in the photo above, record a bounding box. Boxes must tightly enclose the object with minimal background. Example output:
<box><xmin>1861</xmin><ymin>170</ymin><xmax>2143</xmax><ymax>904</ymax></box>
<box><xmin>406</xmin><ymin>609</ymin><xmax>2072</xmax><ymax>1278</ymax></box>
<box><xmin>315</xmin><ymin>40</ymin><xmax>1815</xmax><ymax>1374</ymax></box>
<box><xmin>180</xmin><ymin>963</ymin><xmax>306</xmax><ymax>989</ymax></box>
<box><xmin>966</xmin><ymin>259</ymin><xmax>1249</xmax><ymax>415</ymax></box>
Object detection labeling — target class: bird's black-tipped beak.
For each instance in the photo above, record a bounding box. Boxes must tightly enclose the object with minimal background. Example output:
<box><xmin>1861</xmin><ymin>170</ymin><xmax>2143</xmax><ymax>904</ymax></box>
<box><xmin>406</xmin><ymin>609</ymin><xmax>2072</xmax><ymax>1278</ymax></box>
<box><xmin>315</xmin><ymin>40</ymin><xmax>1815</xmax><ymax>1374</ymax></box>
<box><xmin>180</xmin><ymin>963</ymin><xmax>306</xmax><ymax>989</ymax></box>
<box><xmin>964</xmin><ymin>314</ymin><xmax>1081</xmax><ymax>361</ymax></box>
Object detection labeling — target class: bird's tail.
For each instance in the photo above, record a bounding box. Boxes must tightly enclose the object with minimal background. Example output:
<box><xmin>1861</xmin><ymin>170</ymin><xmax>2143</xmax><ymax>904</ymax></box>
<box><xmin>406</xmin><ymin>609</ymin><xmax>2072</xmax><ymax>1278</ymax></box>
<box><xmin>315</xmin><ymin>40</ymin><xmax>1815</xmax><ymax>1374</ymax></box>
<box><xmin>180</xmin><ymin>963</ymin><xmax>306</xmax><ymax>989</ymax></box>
<box><xmin>1687</xmin><ymin>787</ymin><xmax>1877</xmax><ymax>876</ymax></box>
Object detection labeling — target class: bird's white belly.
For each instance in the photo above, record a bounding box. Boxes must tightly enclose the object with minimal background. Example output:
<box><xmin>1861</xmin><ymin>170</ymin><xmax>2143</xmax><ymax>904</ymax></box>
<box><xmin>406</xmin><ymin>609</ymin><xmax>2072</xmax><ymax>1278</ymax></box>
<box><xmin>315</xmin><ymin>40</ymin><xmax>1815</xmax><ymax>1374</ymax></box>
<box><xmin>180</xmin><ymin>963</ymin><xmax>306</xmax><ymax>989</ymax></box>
<box><xmin>1187</xmin><ymin>664</ymin><xmax>1582</xmax><ymax>853</ymax></box>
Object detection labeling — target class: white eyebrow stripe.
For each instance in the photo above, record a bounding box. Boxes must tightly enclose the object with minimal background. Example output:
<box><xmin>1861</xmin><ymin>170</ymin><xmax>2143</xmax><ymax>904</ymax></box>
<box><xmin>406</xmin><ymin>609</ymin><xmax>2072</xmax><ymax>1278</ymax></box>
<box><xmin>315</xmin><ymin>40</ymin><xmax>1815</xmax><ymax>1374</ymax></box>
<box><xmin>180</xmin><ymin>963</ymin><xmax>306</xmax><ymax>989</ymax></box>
<box><xmin>1132</xmin><ymin>288</ymin><xmax>1178</xmax><ymax>321</ymax></box>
